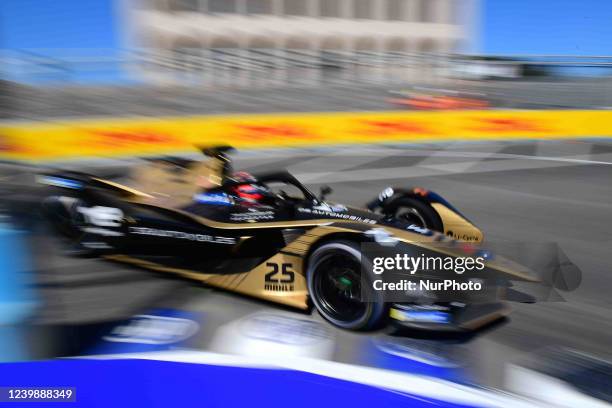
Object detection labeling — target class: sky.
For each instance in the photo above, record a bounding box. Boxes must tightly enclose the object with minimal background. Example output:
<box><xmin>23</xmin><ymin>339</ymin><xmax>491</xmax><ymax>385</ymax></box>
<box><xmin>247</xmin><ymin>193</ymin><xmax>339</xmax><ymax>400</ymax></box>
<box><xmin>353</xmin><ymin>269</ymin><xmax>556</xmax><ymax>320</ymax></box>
<box><xmin>0</xmin><ymin>0</ymin><xmax>120</xmax><ymax>51</ymax></box>
<box><xmin>481</xmin><ymin>0</ymin><xmax>612</xmax><ymax>55</ymax></box>
<box><xmin>2</xmin><ymin>0</ymin><xmax>612</xmax><ymax>55</ymax></box>
<box><xmin>0</xmin><ymin>0</ymin><xmax>610</xmax><ymax>82</ymax></box>
<box><xmin>1</xmin><ymin>0</ymin><xmax>611</xmax><ymax>55</ymax></box>
<box><xmin>0</xmin><ymin>0</ymin><xmax>125</xmax><ymax>83</ymax></box>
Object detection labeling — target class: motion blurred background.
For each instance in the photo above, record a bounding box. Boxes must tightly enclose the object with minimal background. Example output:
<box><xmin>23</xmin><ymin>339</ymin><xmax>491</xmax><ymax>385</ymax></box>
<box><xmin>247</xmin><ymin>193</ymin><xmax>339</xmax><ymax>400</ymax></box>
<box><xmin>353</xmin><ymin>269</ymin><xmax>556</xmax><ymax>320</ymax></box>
<box><xmin>0</xmin><ymin>1</ymin><xmax>611</xmax><ymax>406</ymax></box>
<box><xmin>3</xmin><ymin>0</ymin><xmax>612</xmax><ymax>118</ymax></box>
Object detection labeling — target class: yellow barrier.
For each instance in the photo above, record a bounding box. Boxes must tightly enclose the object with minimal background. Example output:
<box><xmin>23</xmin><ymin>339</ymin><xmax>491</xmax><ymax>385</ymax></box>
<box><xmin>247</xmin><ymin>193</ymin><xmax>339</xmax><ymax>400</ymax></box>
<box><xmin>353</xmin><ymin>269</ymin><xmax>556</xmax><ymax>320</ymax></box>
<box><xmin>1</xmin><ymin>110</ymin><xmax>611</xmax><ymax>161</ymax></box>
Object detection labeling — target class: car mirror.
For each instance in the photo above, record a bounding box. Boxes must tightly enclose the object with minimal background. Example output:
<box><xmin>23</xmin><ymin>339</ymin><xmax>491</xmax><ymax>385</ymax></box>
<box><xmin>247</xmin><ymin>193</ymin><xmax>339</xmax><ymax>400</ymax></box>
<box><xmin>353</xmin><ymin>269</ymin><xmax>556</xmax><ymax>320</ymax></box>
<box><xmin>319</xmin><ymin>186</ymin><xmax>333</xmax><ymax>201</ymax></box>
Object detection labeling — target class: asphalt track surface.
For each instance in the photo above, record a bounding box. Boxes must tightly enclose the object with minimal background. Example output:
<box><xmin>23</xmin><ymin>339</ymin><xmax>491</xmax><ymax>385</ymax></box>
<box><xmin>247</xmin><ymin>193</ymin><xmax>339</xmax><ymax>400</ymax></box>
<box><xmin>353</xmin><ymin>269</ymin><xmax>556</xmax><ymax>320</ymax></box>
<box><xmin>3</xmin><ymin>138</ymin><xmax>612</xmax><ymax>390</ymax></box>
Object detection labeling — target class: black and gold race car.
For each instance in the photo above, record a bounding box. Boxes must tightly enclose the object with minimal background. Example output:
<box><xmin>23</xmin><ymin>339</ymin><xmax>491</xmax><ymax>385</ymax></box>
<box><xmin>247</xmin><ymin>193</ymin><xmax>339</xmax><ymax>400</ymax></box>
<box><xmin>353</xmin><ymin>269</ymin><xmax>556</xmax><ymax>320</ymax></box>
<box><xmin>38</xmin><ymin>146</ymin><xmax>537</xmax><ymax>332</ymax></box>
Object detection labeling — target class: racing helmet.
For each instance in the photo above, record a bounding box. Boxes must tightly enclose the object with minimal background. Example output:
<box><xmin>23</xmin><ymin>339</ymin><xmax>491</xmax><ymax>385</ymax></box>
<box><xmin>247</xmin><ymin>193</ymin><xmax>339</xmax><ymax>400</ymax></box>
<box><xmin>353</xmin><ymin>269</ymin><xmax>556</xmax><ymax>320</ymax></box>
<box><xmin>232</xmin><ymin>172</ymin><xmax>274</xmax><ymax>204</ymax></box>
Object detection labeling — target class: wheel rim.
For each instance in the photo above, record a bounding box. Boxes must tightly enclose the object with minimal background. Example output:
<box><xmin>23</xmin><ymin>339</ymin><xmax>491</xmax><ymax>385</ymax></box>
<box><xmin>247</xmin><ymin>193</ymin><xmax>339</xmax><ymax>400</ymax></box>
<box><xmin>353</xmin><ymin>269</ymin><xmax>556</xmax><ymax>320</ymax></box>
<box><xmin>65</xmin><ymin>200</ymin><xmax>90</xmax><ymax>245</ymax></box>
<box><xmin>313</xmin><ymin>251</ymin><xmax>367</xmax><ymax>323</ymax></box>
<box><xmin>396</xmin><ymin>207</ymin><xmax>427</xmax><ymax>228</ymax></box>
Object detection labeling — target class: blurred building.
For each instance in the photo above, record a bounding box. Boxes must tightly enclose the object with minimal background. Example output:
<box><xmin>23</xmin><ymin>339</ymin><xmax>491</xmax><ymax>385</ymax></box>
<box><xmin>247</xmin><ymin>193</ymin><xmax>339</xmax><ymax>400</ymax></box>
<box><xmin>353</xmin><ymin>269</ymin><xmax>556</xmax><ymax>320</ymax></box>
<box><xmin>129</xmin><ymin>0</ymin><xmax>467</xmax><ymax>85</ymax></box>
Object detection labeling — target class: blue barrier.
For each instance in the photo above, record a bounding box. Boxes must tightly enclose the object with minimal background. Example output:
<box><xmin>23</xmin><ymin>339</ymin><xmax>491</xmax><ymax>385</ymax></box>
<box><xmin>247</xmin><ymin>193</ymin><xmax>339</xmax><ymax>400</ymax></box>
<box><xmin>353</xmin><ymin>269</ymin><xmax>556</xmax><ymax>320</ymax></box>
<box><xmin>0</xmin><ymin>359</ymin><xmax>476</xmax><ymax>408</ymax></box>
<box><xmin>0</xmin><ymin>224</ymin><xmax>37</xmax><ymax>361</ymax></box>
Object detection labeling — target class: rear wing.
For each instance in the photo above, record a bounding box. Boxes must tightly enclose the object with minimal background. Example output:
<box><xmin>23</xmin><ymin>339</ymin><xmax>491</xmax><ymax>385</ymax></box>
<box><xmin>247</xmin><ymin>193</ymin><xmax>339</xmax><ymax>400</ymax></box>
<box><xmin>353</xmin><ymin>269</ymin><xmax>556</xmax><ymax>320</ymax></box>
<box><xmin>138</xmin><ymin>145</ymin><xmax>236</xmax><ymax>189</ymax></box>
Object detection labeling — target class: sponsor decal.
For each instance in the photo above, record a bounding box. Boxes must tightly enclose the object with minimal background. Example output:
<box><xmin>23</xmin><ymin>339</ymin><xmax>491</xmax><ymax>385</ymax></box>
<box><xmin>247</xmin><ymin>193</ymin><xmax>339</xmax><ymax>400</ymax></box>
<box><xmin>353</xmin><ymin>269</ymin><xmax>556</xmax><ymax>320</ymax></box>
<box><xmin>405</xmin><ymin>224</ymin><xmax>433</xmax><ymax>236</ymax></box>
<box><xmin>312</xmin><ymin>203</ymin><xmax>347</xmax><ymax>213</ymax></box>
<box><xmin>230</xmin><ymin>209</ymin><xmax>275</xmax><ymax>221</ymax></box>
<box><xmin>446</xmin><ymin>230</ymin><xmax>480</xmax><ymax>242</ymax></box>
<box><xmin>81</xmin><ymin>242</ymin><xmax>113</xmax><ymax>249</ymax></box>
<box><xmin>372</xmin><ymin>336</ymin><xmax>463</xmax><ymax>369</ymax></box>
<box><xmin>240</xmin><ymin>314</ymin><xmax>331</xmax><ymax>346</ymax></box>
<box><xmin>232</xmin><ymin>123</ymin><xmax>311</xmax><ymax>142</ymax></box>
<box><xmin>390</xmin><ymin>308</ymin><xmax>451</xmax><ymax>324</ymax></box>
<box><xmin>365</xmin><ymin>228</ymin><xmax>399</xmax><ymax>246</ymax></box>
<box><xmin>0</xmin><ymin>135</ymin><xmax>12</xmax><ymax>152</ymax></box>
<box><xmin>193</xmin><ymin>192</ymin><xmax>232</xmax><ymax>206</ymax></box>
<box><xmin>103</xmin><ymin>314</ymin><xmax>199</xmax><ymax>345</ymax></box>
<box><xmin>86</xmin><ymin>129</ymin><xmax>178</xmax><ymax>148</ymax></box>
<box><xmin>80</xmin><ymin>227</ymin><xmax>124</xmax><ymax>237</ymax></box>
<box><xmin>329</xmin><ymin>203</ymin><xmax>348</xmax><ymax>212</ymax></box>
<box><xmin>359</xmin><ymin>119</ymin><xmax>437</xmax><ymax>136</ymax></box>
<box><xmin>469</xmin><ymin>117</ymin><xmax>546</xmax><ymax>133</ymax></box>
<box><xmin>37</xmin><ymin>176</ymin><xmax>83</xmax><ymax>190</ymax></box>
<box><xmin>0</xmin><ymin>134</ymin><xmax>27</xmax><ymax>154</ymax></box>
<box><xmin>77</xmin><ymin>206</ymin><xmax>125</xmax><ymax>236</ymax></box>
<box><xmin>77</xmin><ymin>206</ymin><xmax>123</xmax><ymax>228</ymax></box>
<box><xmin>298</xmin><ymin>207</ymin><xmax>377</xmax><ymax>224</ymax></box>
<box><xmin>264</xmin><ymin>262</ymin><xmax>295</xmax><ymax>292</ymax></box>
<box><xmin>129</xmin><ymin>227</ymin><xmax>236</xmax><ymax>244</ymax></box>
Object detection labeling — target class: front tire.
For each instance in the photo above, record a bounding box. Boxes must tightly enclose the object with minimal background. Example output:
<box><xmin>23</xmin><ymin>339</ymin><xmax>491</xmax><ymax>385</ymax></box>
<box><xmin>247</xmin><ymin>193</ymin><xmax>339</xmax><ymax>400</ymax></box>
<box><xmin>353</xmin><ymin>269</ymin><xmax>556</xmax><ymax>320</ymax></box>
<box><xmin>41</xmin><ymin>196</ymin><xmax>99</xmax><ymax>256</ymax></box>
<box><xmin>386</xmin><ymin>198</ymin><xmax>443</xmax><ymax>232</ymax></box>
<box><xmin>307</xmin><ymin>241</ymin><xmax>386</xmax><ymax>330</ymax></box>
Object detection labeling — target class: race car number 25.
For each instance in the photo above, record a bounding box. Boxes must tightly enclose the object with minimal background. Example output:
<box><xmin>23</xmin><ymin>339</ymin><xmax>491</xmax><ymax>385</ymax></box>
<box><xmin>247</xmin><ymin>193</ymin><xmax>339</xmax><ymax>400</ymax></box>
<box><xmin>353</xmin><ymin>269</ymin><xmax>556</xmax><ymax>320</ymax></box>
<box><xmin>264</xmin><ymin>263</ymin><xmax>295</xmax><ymax>292</ymax></box>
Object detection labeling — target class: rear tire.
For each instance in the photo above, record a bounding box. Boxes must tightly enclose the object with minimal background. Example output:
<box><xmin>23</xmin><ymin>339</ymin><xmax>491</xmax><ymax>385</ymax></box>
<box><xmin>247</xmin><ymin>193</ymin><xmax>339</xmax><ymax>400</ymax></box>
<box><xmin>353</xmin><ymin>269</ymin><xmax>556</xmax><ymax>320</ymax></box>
<box><xmin>307</xmin><ymin>241</ymin><xmax>386</xmax><ymax>331</ymax></box>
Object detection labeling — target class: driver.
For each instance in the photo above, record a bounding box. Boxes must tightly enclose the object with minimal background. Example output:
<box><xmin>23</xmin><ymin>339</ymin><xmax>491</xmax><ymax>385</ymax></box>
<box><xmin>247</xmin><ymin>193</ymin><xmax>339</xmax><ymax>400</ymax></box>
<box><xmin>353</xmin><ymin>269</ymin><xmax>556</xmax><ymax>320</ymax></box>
<box><xmin>231</xmin><ymin>171</ymin><xmax>276</xmax><ymax>206</ymax></box>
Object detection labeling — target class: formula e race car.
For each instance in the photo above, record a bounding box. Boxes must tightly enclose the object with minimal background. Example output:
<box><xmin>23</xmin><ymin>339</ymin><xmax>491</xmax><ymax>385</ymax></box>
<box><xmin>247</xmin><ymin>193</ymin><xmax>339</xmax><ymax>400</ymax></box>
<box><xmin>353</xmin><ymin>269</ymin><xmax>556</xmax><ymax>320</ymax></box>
<box><xmin>38</xmin><ymin>146</ymin><xmax>537</xmax><ymax>332</ymax></box>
